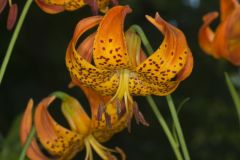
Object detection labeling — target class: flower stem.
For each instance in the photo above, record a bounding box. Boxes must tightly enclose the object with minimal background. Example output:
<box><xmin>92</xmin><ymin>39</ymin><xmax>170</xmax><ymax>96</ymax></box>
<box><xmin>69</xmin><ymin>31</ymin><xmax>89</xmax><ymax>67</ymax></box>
<box><xmin>19</xmin><ymin>126</ymin><xmax>36</xmax><ymax>160</ymax></box>
<box><xmin>0</xmin><ymin>0</ymin><xmax>33</xmax><ymax>85</ymax></box>
<box><xmin>224</xmin><ymin>72</ymin><xmax>240</xmax><ymax>125</ymax></box>
<box><xmin>146</xmin><ymin>96</ymin><xmax>183</xmax><ymax>160</ymax></box>
<box><xmin>128</xmin><ymin>25</ymin><xmax>154</xmax><ymax>53</ymax></box>
<box><xmin>166</xmin><ymin>95</ymin><xmax>190</xmax><ymax>160</ymax></box>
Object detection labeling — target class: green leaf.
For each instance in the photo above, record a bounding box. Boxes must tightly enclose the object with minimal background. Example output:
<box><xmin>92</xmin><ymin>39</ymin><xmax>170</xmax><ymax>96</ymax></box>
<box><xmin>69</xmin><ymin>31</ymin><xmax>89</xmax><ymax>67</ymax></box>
<box><xmin>225</xmin><ymin>72</ymin><xmax>240</xmax><ymax>126</ymax></box>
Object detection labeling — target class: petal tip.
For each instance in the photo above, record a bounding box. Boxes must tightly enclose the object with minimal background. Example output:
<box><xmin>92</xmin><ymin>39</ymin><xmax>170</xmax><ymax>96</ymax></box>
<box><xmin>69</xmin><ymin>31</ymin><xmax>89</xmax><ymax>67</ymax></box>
<box><xmin>202</xmin><ymin>11</ymin><xmax>219</xmax><ymax>23</ymax></box>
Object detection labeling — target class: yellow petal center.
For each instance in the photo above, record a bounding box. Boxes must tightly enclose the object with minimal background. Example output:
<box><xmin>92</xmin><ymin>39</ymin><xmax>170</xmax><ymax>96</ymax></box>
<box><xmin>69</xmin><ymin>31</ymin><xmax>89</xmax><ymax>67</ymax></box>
<box><xmin>109</xmin><ymin>69</ymin><xmax>133</xmax><ymax>114</ymax></box>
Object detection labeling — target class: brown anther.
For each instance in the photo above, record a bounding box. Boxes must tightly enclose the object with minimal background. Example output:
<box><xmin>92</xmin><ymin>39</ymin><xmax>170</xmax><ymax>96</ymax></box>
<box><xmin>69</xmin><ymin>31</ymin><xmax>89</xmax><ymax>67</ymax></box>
<box><xmin>127</xmin><ymin>115</ymin><xmax>132</xmax><ymax>133</ymax></box>
<box><xmin>115</xmin><ymin>99</ymin><xmax>122</xmax><ymax>118</ymax></box>
<box><xmin>97</xmin><ymin>102</ymin><xmax>105</xmax><ymax>121</ymax></box>
<box><xmin>7</xmin><ymin>3</ymin><xmax>18</xmax><ymax>30</ymax></box>
<box><xmin>84</xmin><ymin>0</ymin><xmax>98</xmax><ymax>15</ymax></box>
<box><xmin>0</xmin><ymin>0</ymin><xmax>7</xmax><ymax>15</ymax></box>
<box><xmin>133</xmin><ymin>102</ymin><xmax>149</xmax><ymax>126</ymax></box>
<box><xmin>104</xmin><ymin>112</ymin><xmax>112</xmax><ymax>128</ymax></box>
<box><xmin>111</xmin><ymin>0</ymin><xmax>119</xmax><ymax>5</ymax></box>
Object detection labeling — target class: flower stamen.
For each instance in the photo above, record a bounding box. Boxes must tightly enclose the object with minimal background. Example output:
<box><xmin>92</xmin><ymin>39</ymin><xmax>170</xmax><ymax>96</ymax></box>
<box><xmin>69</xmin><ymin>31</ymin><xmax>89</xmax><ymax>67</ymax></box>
<box><xmin>133</xmin><ymin>102</ymin><xmax>149</xmax><ymax>126</ymax></box>
<box><xmin>108</xmin><ymin>69</ymin><xmax>132</xmax><ymax>115</ymax></box>
<box><xmin>84</xmin><ymin>135</ymin><xmax>124</xmax><ymax>160</ymax></box>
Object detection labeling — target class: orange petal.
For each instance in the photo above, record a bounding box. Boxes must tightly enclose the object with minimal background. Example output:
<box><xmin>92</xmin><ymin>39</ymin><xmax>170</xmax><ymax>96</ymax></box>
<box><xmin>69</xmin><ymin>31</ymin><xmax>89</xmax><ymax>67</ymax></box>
<box><xmin>66</xmin><ymin>16</ymin><xmax>121</xmax><ymax>96</ymax></box>
<box><xmin>219</xmin><ymin>8</ymin><xmax>240</xmax><ymax>65</ymax></box>
<box><xmin>176</xmin><ymin>52</ymin><xmax>194</xmax><ymax>81</ymax></box>
<box><xmin>77</xmin><ymin>33</ymin><xmax>96</xmax><ymax>62</ymax></box>
<box><xmin>198</xmin><ymin>12</ymin><xmax>219</xmax><ymax>57</ymax></box>
<box><xmin>37</xmin><ymin>0</ymin><xmax>86</xmax><ymax>11</ymax></box>
<box><xmin>220</xmin><ymin>0</ymin><xmax>239</xmax><ymax>21</ymax></box>
<box><xmin>34</xmin><ymin>96</ymin><xmax>84</xmax><ymax>159</ymax></box>
<box><xmin>20</xmin><ymin>99</ymin><xmax>49</xmax><ymax>160</ymax></box>
<box><xmin>93</xmin><ymin>5</ymin><xmax>132</xmax><ymax>70</ymax></box>
<box><xmin>66</xmin><ymin>16</ymin><xmax>112</xmax><ymax>87</ymax></box>
<box><xmin>35</xmin><ymin>0</ymin><xmax>65</xmax><ymax>14</ymax></box>
<box><xmin>136</xmin><ymin>13</ymin><xmax>192</xmax><ymax>95</ymax></box>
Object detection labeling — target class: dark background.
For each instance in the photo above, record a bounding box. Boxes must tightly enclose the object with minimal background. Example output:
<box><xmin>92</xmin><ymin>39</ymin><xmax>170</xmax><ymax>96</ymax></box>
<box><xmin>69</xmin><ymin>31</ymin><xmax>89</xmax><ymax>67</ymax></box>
<box><xmin>0</xmin><ymin>0</ymin><xmax>240</xmax><ymax>159</ymax></box>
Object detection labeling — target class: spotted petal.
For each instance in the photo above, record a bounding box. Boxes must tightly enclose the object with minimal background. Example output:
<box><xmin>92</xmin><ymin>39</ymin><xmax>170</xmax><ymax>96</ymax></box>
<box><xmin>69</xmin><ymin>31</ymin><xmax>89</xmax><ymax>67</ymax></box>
<box><xmin>66</xmin><ymin>16</ymin><xmax>114</xmax><ymax>88</ymax></box>
<box><xmin>198</xmin><ymin>12</ymin><xmax>219</xmax><ymax>57</ymax></box>
<box><xmin>34</xmin><ymin>96</ymin><xmax>84</xmax><ymax>160</ymax></box>
<box><xmin>39</xmin><ymin>0</ymin><xmax>86</xmax><ymax>11</ymax></box>
<box><xmin>220</xmin><ymin>0</ymin><xmax>239</xmax><ymax>21</ymax></box>
<box><xmin>137</xmin><ymin>13</ymin><xmax>192</xmax><ymax>86</ymax></box>
<box><xmin>93</xmin><ymin>5</ymin><xmax>132</xmax><ymax>70</ymax></box>
<box><xmin>35</xmin><ymin>0</ymin><xmax>65</xmax><ymax>14</ymax></box>
<box><xmin>20</xmin><ymin>99</ymin><xmax>49</xmax><ymax>160</ymax></box>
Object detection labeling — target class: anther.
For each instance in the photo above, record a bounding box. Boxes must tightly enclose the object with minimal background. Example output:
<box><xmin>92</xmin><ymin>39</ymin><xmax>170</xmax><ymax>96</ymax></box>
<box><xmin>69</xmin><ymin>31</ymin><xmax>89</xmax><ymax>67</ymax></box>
<box><xmin>133</xmin><ymin>102</ymin><xmax>149</xmax><ymax>126</ymax></box>
<box><xmin>97</xmin><ymin>102</ymin><xmax>105</xmax><ymax>121</ymax></box>
<box><xmin>105</xmin><ymin>112</ymin><xmax>112</xmax><ymax>128</ymax></box>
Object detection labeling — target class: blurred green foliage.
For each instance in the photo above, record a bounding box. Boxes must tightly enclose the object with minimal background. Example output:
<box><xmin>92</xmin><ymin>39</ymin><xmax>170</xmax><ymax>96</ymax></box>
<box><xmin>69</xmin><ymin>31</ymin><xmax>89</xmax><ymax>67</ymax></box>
<box><xmin>0</xmin><ymin>0</ymin><xmax>240</xmax><ymax>160</ymax></box>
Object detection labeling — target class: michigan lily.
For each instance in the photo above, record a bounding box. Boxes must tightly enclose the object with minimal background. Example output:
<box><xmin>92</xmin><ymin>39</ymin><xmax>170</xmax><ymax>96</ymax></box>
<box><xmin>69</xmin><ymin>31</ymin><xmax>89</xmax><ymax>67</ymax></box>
<box><xmin>66</xmin><ymin>5</ymin><xmax>193</xmax><ymax>122</ymax></box>
<box><xmin>199</xmin><ymin>0</ymin><xmax>240</xmax><ymax>65</ymax></box>
<box><xmin>20</xmin><ymin>89</ymin><xmax>130</xmax><ymax>160</ymax></box>
<box><xmin>35</xmin><ymin>0</ymin><xmax>118</xmax><ymax>14</ymax></box>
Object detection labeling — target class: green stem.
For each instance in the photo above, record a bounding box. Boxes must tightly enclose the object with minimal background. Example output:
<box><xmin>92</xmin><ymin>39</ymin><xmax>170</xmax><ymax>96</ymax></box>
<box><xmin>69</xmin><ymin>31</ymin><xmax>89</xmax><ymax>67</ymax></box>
<box><xmin>19</xmin><ymin>127</ymin><xmax>36</xmax><ymax>160</ymax></box>
<box><xmin>0</xmin><ymin>0</ymin><xmax>33</xmax><ymax>85</ymax></box>
<box><xmin>166</xmin><ymin>95</ymin><xmax>190</xmax><ymax>160</ymax></box>
<box><xmin>146</xmin><ymin>96</ymin><xmax>183</xmax><ymax>160</ymax></box>
<box><xmin>129</xmin><ymin>25</ymin><xmax>154</xmax><ymax>54</ymax></box>
<box><xmin>224</xmin><ymin>72</ymin><xmax>240</xmax><ymax>125</ymax></box>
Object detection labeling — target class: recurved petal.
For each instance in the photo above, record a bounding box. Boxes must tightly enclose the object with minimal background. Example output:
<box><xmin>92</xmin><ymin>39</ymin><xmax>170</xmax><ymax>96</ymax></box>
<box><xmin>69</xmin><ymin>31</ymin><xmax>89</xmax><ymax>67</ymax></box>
<box><xmin>176</xmin><ymin>51</ymin><xmax>193</xmax><ymax>81</ymax></box>
<box><xmin>20</xmin><ymin>99</ymin><xmax>49</xmax><ymax>160</ymax></box>
<box><xmin>137</xmin><ymin>13</ymin><xmax>192</xmax><ymax>86</ymax></box>
<box><xmin>38</xmin><ymin>0</ymin><xmax>86</xmax><ymax>11</ymax></box>
<box><xmin>220</xmin><ymin>0</ymin><xmax>239</xmax><ymax>21</ymax></box>
<box><xmin>222</xmin><ymin>8</ymin><xmax>240</xmax><ymax>65</ymax></box>
<box><xmin>66</xmin><ymin>16</ymin><xmax>113</xmax><ymax>88</ymax></box>
<box><xmin>53</xmin><ymin>92</ymin><xmax>91</xmax><ymax>135</ymax></box>
<box><xmin>198</xmin><ymin>12</ymin><xmax>218</xmax><ymax>57</ymax></box>
<box><xmin>34</xmin><ymin>96</ymin><xmax>84</xmax><ymax>159</ymax></box>
<box><xmin>77</xmin><ymin>33</ymin><xmax>96</xmax><ymax>62</ymax></box>
<box><xmin>93</xmin><ymin>5</ymin><xmax>132</xmax><ymax>70</ymax></box>
<box><xmin>35</xmin><ymin>0</ymin><xmax>65</xmax><ymax>14</ymax></box>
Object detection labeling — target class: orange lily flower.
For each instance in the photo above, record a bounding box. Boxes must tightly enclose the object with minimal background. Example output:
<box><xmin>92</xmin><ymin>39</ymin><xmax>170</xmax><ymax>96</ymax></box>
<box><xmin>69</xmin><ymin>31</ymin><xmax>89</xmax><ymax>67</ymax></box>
<box><xmin>199</xmin><ymin>0</ymin><xmax>240</xmax><ymax>65</ymax></box>
<box><xmin>35</xmin><ymin>0</ymin><xmax>118</xmax><ymax>14</ymax></box>
<box><xmin>66</xmin><ymin>6</ymin><xmax>193</xmax><ymax>119</ymax></box>
<box><xmin>20</xmin><ymin>89</ymin><xmax>129</xmax><ymax>160</ymax></box>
